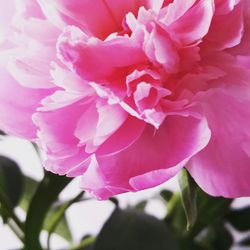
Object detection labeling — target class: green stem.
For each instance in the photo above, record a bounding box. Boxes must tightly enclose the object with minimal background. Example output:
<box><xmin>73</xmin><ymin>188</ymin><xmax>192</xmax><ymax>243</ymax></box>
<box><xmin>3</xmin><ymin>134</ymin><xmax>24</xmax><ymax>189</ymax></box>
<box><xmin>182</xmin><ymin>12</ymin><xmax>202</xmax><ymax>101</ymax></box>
<box><xmin>69</xmin><ymin>237</ymin><xmax>95</xmax><ymax>250</ymax></box>
<box><xmin>47</xmin><ymin>192</ymin><xmax>85</xmax><ymax>250</ymax></box>
<box><xmin>52</xmin><ymin>197</ymin><xmax>91</xmax><ymax>209</ymax></box>
<box><xmin>7</xmin><ymin>219</ymin><xmax>25</xmax><ymax>243</ymax></box>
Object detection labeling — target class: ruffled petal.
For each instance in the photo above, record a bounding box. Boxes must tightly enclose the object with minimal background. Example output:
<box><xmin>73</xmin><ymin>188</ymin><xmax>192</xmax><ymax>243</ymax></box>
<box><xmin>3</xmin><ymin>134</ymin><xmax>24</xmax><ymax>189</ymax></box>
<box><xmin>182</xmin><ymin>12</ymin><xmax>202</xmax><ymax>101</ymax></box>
<box><xmin>57</xmin><ymin>26</ymin><xmax>146</xmax><ymax>81</ymax></box>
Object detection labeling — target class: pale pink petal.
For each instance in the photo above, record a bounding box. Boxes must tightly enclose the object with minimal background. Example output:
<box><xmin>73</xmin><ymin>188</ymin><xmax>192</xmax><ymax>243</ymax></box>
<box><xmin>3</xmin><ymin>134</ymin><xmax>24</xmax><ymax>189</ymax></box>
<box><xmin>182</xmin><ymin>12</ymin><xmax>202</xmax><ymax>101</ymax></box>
<box><xmin>159</xmin><ymin>0</ymin><xmax>197</xmax><ymax>25</ymax></box>
<box><xmin>0</xmin><ymin>0</ymin><xmax>15</xmax><ymax>42</ymax></box>
<box><xmin>15</xmin><ymin>0</ymin><xmax>44</xmax><ymax>19</ymax></box>
<box><xmin>0</xmin><ymin>66</ymin><xmax>52</xmax><ymax>139</ymax></box>
<box><xmin>50</xmin><ymin>63</ymin><xmax>95</xmax><ymax>93</ymax></box>
<box><xmin>7</xmin><ymin>47</ymin><xmax>56</xmax><ymax>89</ymax></box>
<box><xmin>33</xmin><ymin>97</ymin><xmax>92</xmax><ymax>175</ymax></box>
<box><xmin>15</xmin><ymin>19</ymin><xmax>60</xmax><ymax>45</ymax></box>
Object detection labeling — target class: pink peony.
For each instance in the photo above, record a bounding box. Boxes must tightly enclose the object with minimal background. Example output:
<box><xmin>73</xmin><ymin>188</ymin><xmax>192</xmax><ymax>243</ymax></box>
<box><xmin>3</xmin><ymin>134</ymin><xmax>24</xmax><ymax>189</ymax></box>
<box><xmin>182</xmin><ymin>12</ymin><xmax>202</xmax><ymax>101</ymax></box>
<box><xmin>0</xmin><ymin>0</ymin><xmax>250</xmax><ymax>199</ymax></box>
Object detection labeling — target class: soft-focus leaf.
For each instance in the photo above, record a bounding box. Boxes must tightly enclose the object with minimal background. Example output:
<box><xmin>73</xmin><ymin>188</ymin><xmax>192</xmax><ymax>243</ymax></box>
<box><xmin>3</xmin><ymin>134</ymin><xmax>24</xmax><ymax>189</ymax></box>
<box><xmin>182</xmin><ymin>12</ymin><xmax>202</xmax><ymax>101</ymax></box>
<box><xmin>195</xmin><ymin>224</ymin><xmax>233</xmax><ymax>250</ymax></box>
<box><xmin>25</xmin><ymin>171</ymin><xmax>72</xmax><ymax>250</ymax></box>
<box><xmin>18</xmin><ymin>175</ymin><xmax>72</xmax><ymax>241</ymax></box>
<box><xmin>164</xmin><ymin>193</ymin><xmax>187</xmax><ymax>235</ymax></box>
<box><xmin>45</xmin><ymin>192</ymin><xmax>84</xmax><ymax>245</ymax></box>
<box><xmin>93</xmin><ymin>208</ymin><xmax>178</xmax><ymax>250</ymax></box>
<box><xmin>44</xmin><ymin>207</ymin><xmax>72</xmax><ymax>243</ymax></box>
<box><xmin>70</xmin><ymin>236</ymin><xmax>95</xmax><ymax>250</ymax></box>
<box><xmin>165</xmin><ymin>187</ymin><xmax>232</xmax><ymax>239</ymax></box>
<box><xmin>160</xmin><ymin>190</ymin><xmax>173</xmax><ymax>202</ymax></box>
<box><xmin>109</xmin><ymin>197</ymin><xmax>119</xmax><ymax>206</ymax></box>
<box><xmin>211</xmin><ymin>226</ymin><xmax>233</xmax><ymax>250</ymax></box>
<box><xmin>135</xmin><ymin>200</ymin><xmax>147</xmax><ymax>211</ymax></box>
<box><xmin>178</xmin><ymin>169</ymin><xmax>198</xmax><ymax>230</ymax></box>
<box><xmin>189</xmin><ymin>189</ymin><xmax>232</xmax><ymax>237</ymax></box>
<box><xmin>227</xmin><ymin>206</ymin><xmax>250</xmax><ymax>231</ymax></box>
<box><xmin>0</xmin><ymin>156</ymin><xmax>23</xmax><ymax>208</ymax></box>
<box><xmin>188</xmin><ymin>190</ymin><xmax>232</xmax><ymax>239</ymax></box>
<box><xmin>0</xmin><ymin>157</ymin><xmax>24</xmax><ymax>239</ymax></box>
<box><xmin>18</xmin><ymin>176</ymin><xmax>38</xmax><ymax>211</ymax></box>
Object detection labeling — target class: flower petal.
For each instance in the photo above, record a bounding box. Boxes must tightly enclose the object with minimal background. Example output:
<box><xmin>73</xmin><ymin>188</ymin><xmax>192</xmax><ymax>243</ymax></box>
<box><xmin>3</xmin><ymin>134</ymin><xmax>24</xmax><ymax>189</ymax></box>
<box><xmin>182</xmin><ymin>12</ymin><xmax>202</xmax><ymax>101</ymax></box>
<box><xmin>57</xmin><ymin>26</ymin><xmax>146</xmax><ymax>81</ymax></box>
<box><xmin>33</xmin><ymin>95</ymin><xmax>92</xmax><ymax>175</ymax></box>
<box><xmin>0</xmin><ymin>65</ymin><xmax>52</xmax><ymax>139</ymax></box>
<box><xmin>81</xmin><ymin>114</ymin><xmax>211</xmax><ymax>199</ymax></box>
<box><xmin>162</xmin><ymin>0</ymin><xmax>214</xmax><ymax>45</ymax></box>
<box><xmin>37</xmin><ymin>0</ymin><xmax>142</xmax><ymax>38</ymax></box>
<box><xmin>188</xmin><ymin>89</ymin><xmax>250</xmax><ymax>197</ymax></box>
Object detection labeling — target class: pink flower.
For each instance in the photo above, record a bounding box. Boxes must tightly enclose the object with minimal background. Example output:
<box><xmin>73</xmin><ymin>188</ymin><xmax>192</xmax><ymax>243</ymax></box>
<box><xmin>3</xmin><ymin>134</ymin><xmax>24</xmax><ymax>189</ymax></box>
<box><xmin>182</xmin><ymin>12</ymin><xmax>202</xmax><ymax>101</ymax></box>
<box><xmin>0</xmin><ymin>0</ymin><xmax>250</xmax><ymax>199</ymax></box>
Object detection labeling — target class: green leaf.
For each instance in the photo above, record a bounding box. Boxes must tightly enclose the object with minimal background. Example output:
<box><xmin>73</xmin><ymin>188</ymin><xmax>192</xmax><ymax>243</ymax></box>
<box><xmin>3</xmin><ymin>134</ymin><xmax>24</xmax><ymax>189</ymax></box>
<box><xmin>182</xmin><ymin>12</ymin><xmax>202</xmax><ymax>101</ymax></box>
<box><xmin>0</xmin><ymin>157</ymin><xmax>25</xmax><ymax>241</ymax></box>
<box><xmin>0</xmin><ymin>156</ymin><xmax>23</xmax><ymax>208</ymax></box>
<box><xmin>160</xmin><ymin>190</ymin><xmax>173</xmax><ymax>202</ymax></box>
<box><xmin>189</xmin><ymin>189</ymin><xmax>232</xmax><ymax>237</ymax></box>
<box><xmin>195</xmin><ymin>223</ymin><xmax>233</xmax><ymax>250</ymax></box>
<box><xmin>18</xmin><ymin>176</ymin><xmax>38</xmax><ymax>211</ymax></box>
<box><xmin>164</xmin><ymin>193</ymin><xmax>187</xmax><ymax>235</ymax></box>
<box><xmin>211</xmin><ymin>226</ymin><xmax>233</xmax><ymax>250</ymax></box>
<box><xmin>45</xmin><ymin>192</ymin><xmax>84</xmax><ymax>248</ymax></box>
<box><xmin>24</xmin><ymin>171</ymin><xmax>72</xmax><ymax>250</ymax></box>
<box><xmin>93</xmin><ymin>208</ymin><xmax>178</xmax><ymax>250</ymax></box>
<box><xmin>18</xmin><ymin>175</ymin><xmax>72</xmax><ymax>242</ymax></box>
<box><xmin>227</xmin><ymin>206</ymin><xmax>250</xmax><ymax>231</ymax></box>
<box><xmin>44</xmin><ymin>208</ymin><xmax>72</xmax><ymax>244</ymax></box>
<box><xmin>178</xmin><ymin>169</ymin><xmax>198</xmax><ymax>230</ymax></box>
<box><xmin>109</xmin><ymin>197</ymin><xmax>119</xmax><ymax>206</ymax></box>
<box><xmin>135</xmin><ymin>200</ymin><xmax>147</xmax><ymax>211</ymax></box>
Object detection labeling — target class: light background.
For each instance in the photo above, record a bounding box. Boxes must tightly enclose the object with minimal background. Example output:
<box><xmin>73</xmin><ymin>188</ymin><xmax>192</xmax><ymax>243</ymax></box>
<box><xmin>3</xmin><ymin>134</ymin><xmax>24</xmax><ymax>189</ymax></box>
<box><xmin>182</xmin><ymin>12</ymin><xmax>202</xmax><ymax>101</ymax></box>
<box><xmin>0</xmin><ymin>136</ymin><xmax>249</xmax><ymax>250</ymax></box>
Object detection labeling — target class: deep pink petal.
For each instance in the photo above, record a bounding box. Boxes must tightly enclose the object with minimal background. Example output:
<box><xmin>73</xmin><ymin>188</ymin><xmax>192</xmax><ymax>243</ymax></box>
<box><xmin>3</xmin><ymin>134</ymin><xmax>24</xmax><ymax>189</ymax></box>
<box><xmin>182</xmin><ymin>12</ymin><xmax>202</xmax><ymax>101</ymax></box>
<box><xmin>57</xmin><ymin>26</ymin><xmax>146</xmax><ymax>81</ymax></box>
<box><xmin>37</xmin><ymin>0</ymin><xmax>143</xmax><ymax>38</ymax></box>
<box><xmin>81</xmin><ymin>114</ymin><xmax>211</xmax><ymax>199</ymax></box>
<box><xmin>203</xmin><ymin>2</ymin><xmax>243</xmax><ymax>51</ymax></box>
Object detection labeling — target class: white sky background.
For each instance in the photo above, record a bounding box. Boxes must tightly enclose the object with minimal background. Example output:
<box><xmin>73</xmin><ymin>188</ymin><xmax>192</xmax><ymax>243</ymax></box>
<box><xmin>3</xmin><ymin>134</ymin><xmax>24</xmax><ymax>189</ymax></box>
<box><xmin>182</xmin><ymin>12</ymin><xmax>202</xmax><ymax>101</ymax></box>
<box><xmin>0</xmin><ymin>136</ymin><xmax>249</xmax><ymax>250</ymax></box>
